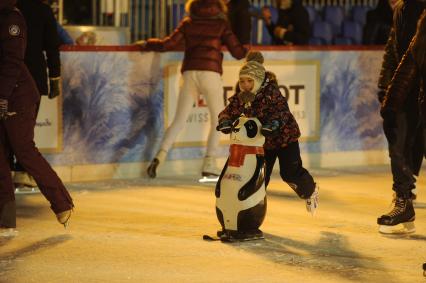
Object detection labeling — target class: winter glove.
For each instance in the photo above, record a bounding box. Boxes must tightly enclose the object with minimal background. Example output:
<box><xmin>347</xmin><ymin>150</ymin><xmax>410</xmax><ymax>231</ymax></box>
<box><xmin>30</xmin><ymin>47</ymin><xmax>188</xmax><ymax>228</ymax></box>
<box><xmin>48</xmin><ymin>77</ymin><xmax>61</xmax><ymax>99</ymax></box>
<box><xmin>216</xmin><ymin>119</ymin><xmax>233</xmax><ymax>134</ymax></box>
<box><xmin>0</xmin><ymin>99</ymin><xmax>8</xmax><ymax>120</ymax></box>
<box><xmin>377</xmin><ymin>90</ymin><xmax>386</xmax><ymax>104</ymax></box>
<box><xmin>261</xmin><ymin>120</ymin><xmax>281</xmax><ymax>137</ymax></box>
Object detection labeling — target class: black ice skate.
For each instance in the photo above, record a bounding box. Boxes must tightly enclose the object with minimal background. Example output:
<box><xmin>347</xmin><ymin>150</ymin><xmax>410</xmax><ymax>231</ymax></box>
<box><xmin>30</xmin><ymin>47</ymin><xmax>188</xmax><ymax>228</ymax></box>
<box><xmin>147</xmin><ymin>158</ymin><xmax>160</xmax><ymax>178</ymax></box>
<box><xmin>203</xmin><ymin>229</ymin><xmax>264</xmax><ymax>242</ymax></box>
<box><xmin>147</xmin><ymin>150</ymin><xmax>167</xmax><ymax>179</ymax></box>
<box><xmin>377</xmin><ymin>197</ymin><xmax>415</xmax><ymax>234</ymax></box>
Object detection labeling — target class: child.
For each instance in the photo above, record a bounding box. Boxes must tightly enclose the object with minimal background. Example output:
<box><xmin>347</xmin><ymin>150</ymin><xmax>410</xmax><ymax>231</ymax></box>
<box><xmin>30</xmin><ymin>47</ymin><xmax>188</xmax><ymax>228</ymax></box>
<box><xmin>217</xmin><ymin>51</ymin><xmax>318</xmax><ymax>214</ymax></box>
<box><xmin>136</xmin><ymin>0</ymin><xmax>248</xmax><ymax>179</ymax></box>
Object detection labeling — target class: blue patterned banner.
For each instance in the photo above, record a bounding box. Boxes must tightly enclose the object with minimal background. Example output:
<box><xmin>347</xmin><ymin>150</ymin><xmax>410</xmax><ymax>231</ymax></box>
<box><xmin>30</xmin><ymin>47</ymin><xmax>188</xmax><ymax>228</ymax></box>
<box><xmin>45</xmin><ymin>49</ymin><xmax>386</xmax><ymax>167</ymax></box>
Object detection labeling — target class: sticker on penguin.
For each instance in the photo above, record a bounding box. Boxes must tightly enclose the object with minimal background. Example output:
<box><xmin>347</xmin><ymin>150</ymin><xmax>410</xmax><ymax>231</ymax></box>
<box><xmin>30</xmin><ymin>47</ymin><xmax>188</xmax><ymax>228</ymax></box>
<box><xmin>203</xmin><ymin>115</ymin><xmax>266</xmax><ymax>242</ymax></box>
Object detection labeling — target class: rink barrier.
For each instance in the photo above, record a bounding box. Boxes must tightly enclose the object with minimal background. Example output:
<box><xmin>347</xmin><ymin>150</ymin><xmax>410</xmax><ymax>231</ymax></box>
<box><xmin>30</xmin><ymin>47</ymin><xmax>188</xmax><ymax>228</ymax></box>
<box><xmin>46</xmin><ymin>45</ymin><xmax>389</xmax><ymax>182</ymax></box>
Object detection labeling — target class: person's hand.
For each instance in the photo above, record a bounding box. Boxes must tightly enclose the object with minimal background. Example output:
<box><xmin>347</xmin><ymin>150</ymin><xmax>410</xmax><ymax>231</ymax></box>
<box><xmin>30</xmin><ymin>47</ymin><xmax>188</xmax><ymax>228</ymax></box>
<box><xmin>134</xmin><ymin>40</ymin><xmax>147</xmax><ymax>49</ymax></box>
<box><xmin>216</xmin><ymin>119</ymin><xmax>233</xmax><ymax>134</ymax></box>
<box><xmin>273</xmin><ymin>26</ymin><xmax>287</xmax><ymax>39</ymax></box>
<box><xmin>0</xmin><ymin>99</ymin><xmax>8</xmax><ymax>120</ymax></box>
<box><xmin>0</xmin><ymin>99</ymin><xmax>15</xmax><ymax>120</ymax></box>
<box><xmin>48</xmin><ymin>77</ymin><xmax>61</xmax><ymax>99</ymax></box>
<box><xmin>261</xmin><ymin>120</ymin><xmax>281</xmax><ymax>136</ymax></box>
<box><xmin>262</xmin><ymin>7</ymin><xmax>272</xmax><ymax>24</ymax></box>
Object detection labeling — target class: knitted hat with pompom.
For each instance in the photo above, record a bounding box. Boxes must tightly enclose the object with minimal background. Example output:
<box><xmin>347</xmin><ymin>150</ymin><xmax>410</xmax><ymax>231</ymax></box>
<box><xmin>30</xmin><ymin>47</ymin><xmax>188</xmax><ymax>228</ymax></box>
<box><xmin>239</xmin><ymin>51</ymin><xmax>266</xmax><ymax>94</ymax></box>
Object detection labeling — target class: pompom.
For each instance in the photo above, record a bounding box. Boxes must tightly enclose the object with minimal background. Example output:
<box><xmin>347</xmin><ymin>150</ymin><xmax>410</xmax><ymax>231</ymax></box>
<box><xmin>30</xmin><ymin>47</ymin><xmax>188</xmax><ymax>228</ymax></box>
<box><xmin>246</xmin><ymin>51</ymin><xmax>264</xmax><ymax>64</ymax></box>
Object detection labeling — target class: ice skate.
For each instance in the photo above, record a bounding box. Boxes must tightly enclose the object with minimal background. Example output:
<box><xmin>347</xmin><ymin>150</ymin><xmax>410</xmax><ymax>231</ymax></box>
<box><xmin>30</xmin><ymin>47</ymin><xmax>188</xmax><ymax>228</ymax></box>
<box><xmin>56</xmin><ymin>209</ymin><xmax>73</xmax><ymax>228</ymax></box>
<box><xmin>147</xmin><ymin>150</ymin><xmax>167</xmax><ymax>179</ymax></box>
<box><xmin>377</xmin><ymin>197</ymin><xmax>415</xmax><ymax>234</ymax></box>
<box><xmin>199</xmin><ymin>156</ymin><xmax>220</xmax><ymax>183</ymax></box>
<box><xmin>13</xmin><ymin>172</ymin><xmax>38</xmax><ymax>194</ymax></box>
<box><xmin>390</xmin><ymin>188</ymin><xmax>417</xmax><ymax>207</ymax></box>
<box><xmin>0</xmin><ymin>227</ymin><xmax>18</xmax><ymax>237</ymax></box>
<box><xmin>306</xmin><ymin>185</ymin><xmax>319</xmax><ymax>216</ymax></box>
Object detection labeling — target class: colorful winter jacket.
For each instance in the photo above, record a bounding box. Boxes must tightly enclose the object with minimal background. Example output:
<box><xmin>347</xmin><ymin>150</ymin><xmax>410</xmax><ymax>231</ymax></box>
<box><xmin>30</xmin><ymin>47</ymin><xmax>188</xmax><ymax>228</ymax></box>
<box><xmin>218</xmin><ymin>72</ymin><xmax>301</xmax><ymax>150</ymax></box>
<box><xmin>145</xmin><ymin>0</ymin><xmax>247</xmax><ymax>74</ymax></box>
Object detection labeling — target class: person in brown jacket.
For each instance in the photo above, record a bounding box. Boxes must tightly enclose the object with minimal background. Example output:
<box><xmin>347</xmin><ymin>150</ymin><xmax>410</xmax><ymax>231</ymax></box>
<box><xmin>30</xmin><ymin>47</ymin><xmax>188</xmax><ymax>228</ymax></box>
<box><xmin>0</xmin><ymin>0</ymin><xmax>73</xmax><ymax>236</ymax></box>
<box><xmin>380</xmin><ymin>11</ymin><xmax>426</xmax><ymax>234</ymax></box>
<box><xmin>137</xmin><ymin>0</ymin><xmax>248</xmax><ymax>179</ymax></box>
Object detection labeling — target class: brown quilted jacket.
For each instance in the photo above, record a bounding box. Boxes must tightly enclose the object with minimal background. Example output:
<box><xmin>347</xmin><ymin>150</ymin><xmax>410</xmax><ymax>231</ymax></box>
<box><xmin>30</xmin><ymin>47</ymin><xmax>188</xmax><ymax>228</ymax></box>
<box><xmin>383</xmin><ymin>39</ymin><xmax>426</xmax><ymax>121</ymax></box>
<box><xmin>145</xmin><ymin>0</ymin><xmax>247</xmax><ymax>74</ymax></box>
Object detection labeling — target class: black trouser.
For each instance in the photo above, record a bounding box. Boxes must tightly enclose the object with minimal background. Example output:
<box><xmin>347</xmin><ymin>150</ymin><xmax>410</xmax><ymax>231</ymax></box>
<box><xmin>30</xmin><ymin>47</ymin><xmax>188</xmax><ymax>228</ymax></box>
<box><xmin>383</xmin><ymin>112</ymin><xmax>421</xmax><ymax>198</ymax></box>
<box><xmin>12</xmin><ymin>100</ymin><xmax>41</xmax><ymax>172</ymax></box>
<box><xmin>264</xmin><ymin>141</ymin><xmax>315</xmax><ymax>199</ymax></box>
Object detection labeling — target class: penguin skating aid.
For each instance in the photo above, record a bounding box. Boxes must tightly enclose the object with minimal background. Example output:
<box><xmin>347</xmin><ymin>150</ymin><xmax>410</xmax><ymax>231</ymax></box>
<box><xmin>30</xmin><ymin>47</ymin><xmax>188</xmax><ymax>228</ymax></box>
<box><xmin>203</xmin><ymin>116</ymin><xmax>267</xmax><ymax>242</ymax></box>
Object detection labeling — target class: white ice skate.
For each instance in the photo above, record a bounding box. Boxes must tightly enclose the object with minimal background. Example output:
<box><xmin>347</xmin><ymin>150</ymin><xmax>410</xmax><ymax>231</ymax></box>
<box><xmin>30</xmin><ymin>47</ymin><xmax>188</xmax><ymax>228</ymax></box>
<box><xmin>199</xmin><ymin>156</ymin><xmax>220</xmax><ymax>183</ymax></box>
<box><xmin>306</xmin><ymin>185</ymin><xmax>319</xmax><ymax>216</ymax></box>
<box><xmin>14</xmin><ymin>172</ymin><xmax>39</xmax><ymax>194</ymax></box>
<box><xmin>378</xmin><ymin>221</ymin><xmax>416</xmax><ymax>234</ymax></box>
<box><xmin>0</xmin><ymin>228</ymin><xmax>18</xmax><ymax>237</ymax></box>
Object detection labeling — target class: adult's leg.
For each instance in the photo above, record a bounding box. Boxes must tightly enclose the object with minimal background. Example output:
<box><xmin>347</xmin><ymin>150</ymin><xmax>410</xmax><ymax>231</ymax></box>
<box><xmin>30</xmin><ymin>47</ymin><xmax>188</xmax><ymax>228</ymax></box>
<box><xmin>198</xmin><ymin>71</ymin><xmax>223</xmax><ymax>158</ymax></box>
<box><xmin>158</xmin><ymin>71</ymin><xmax>198</xmax><ymax>153</ymax></box>
<box><xmin>5</xmin><ymin>104</ymin><xmax>73</xmax><ymax>214</ymax></box>
<box><xmin>0</xmin><ymin>123</ymin><xmax>15</xmax><ymax>228</ymax></box>
<box><xmin>276</xmin><ymin>142</ymin><xmax>315</xmax><ymax>199</ymax></box>
<box><xmin>384</xmin><ymin>112</ymin><xmax>416</xmax><ymax>198</ymax></box>
<box><xmin>147</xmin><ymin>72</ymin><xmax>199</xmax><ymax>178</ymax></box>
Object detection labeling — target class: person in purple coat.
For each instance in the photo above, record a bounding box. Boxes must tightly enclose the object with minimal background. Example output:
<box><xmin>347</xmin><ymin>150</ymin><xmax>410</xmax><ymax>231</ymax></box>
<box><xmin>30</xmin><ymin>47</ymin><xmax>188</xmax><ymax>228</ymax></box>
<box><xmin>0</xmin><ymin>0</ymin><xmax>74</xmax><ymax>236</ymax></box>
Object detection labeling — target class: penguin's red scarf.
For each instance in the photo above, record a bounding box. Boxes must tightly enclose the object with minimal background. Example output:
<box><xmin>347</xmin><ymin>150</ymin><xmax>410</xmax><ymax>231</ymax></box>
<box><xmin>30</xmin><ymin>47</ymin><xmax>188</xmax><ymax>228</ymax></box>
<box><xmin>228</xmin><ymin>144</ymin><xmax>264</xmax><ymax>167</ymax></box>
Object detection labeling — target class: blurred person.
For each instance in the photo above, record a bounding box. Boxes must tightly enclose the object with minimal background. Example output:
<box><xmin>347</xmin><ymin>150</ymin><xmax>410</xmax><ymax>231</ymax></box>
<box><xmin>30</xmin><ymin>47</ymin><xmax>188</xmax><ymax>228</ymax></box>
<box><xmin>217</xmin><ymin>51</ymin><xmax>318</xmax><ymax>214</ymax></box>
<box><xmin>0</xmin><ymin>0</ymin><xmax>73</xmax><ymax>236</ymax></box>
<box><xmin>136</xmin><ymin>0</ymin><xmax>248</xmax><ymax>179</ymax></box>
<box><xmin>261</xmin><ymin>0</ymin><xmax>310</xmax><ymax>45</ymax></box>
<box><xmin>226</xmin><ymin>0</ymin><xmax>251</xmax><ymax>44</ymax></box>
<box><xmin>376</xmin><ymin>0</ymin><xmax>426</xmax><ymax>234</ymax></box>
<box><xmin>380</xmin><ymin>11</ymin><xmax>426</xmax><ymax>233</ymax></box>
<box><xmin>13</xmin><ymin>0</ymin><xmax>62</xmax><ymax>190</ymax></box>
<box><xmin>363</xmin><ymin>0</ymin><xmax>397</xmax><ymax>45</ymax></box>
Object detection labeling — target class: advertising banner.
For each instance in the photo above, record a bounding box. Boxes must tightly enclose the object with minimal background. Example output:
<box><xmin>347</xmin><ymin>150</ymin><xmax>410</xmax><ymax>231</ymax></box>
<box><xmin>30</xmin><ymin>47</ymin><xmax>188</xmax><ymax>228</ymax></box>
<box><xmin>35</xmin><ymin>96</ymin><xmax>62</xmax><ymax>153</ymax></box>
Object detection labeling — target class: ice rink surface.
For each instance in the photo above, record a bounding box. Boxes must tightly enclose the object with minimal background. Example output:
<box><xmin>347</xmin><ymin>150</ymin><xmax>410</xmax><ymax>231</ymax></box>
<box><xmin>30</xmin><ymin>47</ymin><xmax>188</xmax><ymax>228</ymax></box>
<box><xmin>1</xmin><ymin>166</ymin><xmax>425</xmax><ymax>283</ymax></box>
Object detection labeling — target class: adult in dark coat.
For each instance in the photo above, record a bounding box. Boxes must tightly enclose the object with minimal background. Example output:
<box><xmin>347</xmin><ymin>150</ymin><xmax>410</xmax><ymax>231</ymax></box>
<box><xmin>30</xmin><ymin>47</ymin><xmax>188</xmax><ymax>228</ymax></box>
<box><xmin>380</xmin><ymin>11</ymin><xmax>426</xmax><ymax>233</ymax></box>
<box><xmin>17</xmin><ymin>0</ymin><xmax>61</xmax><ymax>98</ymax></box>
<box><xmin>0</xmin><ymin>0</ymin><xmax>73</xmax><ymax>233</ymax></box>
<box><xmin>376</xmin><ymin>0</ymin><xmax>426</xmax><ymax>234</ymax></box>
<box><xmin>226</xmin><ymin>0</ymin><xmax>251</xmax><ymax>44</ymax></box>
<box><xmin>261</xmin><ymin>0</ymin><xmax>310</xmax><ymax>45</ymax></box>
<box><xmin>363</xmin><ymin>0</ymin><xmax>394</xmax><ymax>45</ymax></box>
<box><xmin>13</xmin><ymin>0</ymin><xmax>62</xmax><ymax>188</ymax></box>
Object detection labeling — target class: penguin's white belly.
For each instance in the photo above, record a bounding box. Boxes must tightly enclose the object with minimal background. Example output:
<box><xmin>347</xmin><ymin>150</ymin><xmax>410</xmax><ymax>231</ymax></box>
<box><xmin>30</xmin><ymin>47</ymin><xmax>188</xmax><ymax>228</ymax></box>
<box><xmin>216</xmin><ymin>154</ymin><xmax>266</xmax><ymax>230</ymax></box>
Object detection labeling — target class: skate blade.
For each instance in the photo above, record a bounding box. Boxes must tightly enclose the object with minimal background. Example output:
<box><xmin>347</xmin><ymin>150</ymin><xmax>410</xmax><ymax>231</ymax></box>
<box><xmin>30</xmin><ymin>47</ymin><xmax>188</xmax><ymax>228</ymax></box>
<box><xmin>379</xmin><ymin>222</ymin><xmax>416</xmax><ymax>234</ymax></box>
<box><xmin>0</xmin><ymin>228</ymin><xmax>18</xmax><ymax>238</ymax></box>
<box><xmin>14</xmin><ymin>187</ymin><xmax>39</xmax><ymax>195</ymax></box>
<box><xmin>198</xmin><ymin>176</ymin><xmax>219</xmax><ymax>183</ymax></box>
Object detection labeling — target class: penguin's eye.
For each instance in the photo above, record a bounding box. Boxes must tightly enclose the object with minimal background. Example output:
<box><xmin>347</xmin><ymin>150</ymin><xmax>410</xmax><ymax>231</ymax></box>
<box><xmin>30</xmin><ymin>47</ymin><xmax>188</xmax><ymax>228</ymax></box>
<box><xmin>245</xmin><ymin>120</ymin><xmax>258</xmax><ymax>138</ymax></box>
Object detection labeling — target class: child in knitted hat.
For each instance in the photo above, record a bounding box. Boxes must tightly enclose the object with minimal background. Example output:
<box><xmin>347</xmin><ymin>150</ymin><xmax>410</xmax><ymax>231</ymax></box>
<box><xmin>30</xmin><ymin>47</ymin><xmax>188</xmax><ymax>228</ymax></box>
<box><xmin>218</xmin><ymin>51</ymin><xmax>319</xmax><ymax>214</ymax></box>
